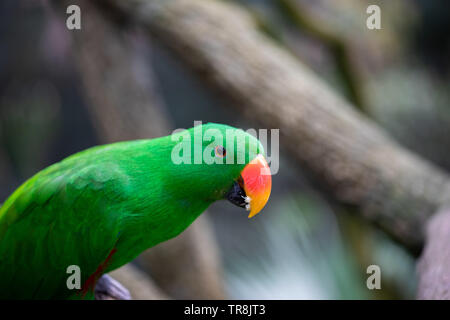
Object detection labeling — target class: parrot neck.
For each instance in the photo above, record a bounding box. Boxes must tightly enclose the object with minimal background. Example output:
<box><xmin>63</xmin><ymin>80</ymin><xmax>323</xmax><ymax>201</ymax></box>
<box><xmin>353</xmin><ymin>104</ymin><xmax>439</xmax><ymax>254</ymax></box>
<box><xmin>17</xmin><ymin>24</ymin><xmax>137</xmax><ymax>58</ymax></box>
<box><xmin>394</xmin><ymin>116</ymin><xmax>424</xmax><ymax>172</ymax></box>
<box><xmin>106</xmin><ymin>198</ymin><xmax>211</xmax><ymax>272</ymax></box>
<box><xmin>98</xmin><ymin>137</ymin><xmax>217</xmax><ymax>272</ymax></box>
<box><xmin>103</xmin><ymin>138</ymin><xmax>213</xmax><ymax>271</ymax></box>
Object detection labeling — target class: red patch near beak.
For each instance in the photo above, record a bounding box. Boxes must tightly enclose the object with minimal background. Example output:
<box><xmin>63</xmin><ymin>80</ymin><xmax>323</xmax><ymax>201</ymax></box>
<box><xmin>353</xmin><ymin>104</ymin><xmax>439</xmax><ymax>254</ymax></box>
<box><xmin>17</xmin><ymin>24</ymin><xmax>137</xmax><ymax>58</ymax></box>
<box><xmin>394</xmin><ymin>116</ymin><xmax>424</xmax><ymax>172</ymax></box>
<box><xmin>240</xmin><ymin>154</ymin><xmax>272</xmax><ymax>218</ymax></box>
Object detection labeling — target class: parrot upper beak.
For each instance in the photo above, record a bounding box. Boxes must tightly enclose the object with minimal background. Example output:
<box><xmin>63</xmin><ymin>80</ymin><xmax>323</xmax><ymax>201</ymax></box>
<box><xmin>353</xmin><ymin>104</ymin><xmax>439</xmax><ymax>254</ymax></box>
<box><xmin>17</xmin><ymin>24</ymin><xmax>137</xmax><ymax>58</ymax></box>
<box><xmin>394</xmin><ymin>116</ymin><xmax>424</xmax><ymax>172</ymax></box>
<box><xmin>226</xmin><ymin>154</ymin><xmax>272</xmax><ymax>218</ymax></box>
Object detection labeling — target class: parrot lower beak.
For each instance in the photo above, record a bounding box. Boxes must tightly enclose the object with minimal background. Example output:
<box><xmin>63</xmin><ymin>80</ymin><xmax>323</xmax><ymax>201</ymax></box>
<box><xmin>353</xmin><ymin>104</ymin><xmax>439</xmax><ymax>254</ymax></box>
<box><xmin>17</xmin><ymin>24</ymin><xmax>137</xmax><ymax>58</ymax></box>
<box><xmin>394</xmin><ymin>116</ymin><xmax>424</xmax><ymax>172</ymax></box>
<box><xmin>226</xmin><ymin>154</ymin><xmax>272</xmax><ymax>218</ymax></box>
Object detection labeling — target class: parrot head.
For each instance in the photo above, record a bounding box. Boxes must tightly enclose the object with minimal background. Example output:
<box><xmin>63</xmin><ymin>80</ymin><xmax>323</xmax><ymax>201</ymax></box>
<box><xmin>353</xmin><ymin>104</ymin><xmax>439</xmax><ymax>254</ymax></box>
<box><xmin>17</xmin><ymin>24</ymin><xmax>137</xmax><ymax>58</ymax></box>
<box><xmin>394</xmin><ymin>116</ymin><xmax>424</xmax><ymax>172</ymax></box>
<box><xmin>169</xmin><ymin>123</ymin><xmax>271</xmax><ymax>218</ymax></box>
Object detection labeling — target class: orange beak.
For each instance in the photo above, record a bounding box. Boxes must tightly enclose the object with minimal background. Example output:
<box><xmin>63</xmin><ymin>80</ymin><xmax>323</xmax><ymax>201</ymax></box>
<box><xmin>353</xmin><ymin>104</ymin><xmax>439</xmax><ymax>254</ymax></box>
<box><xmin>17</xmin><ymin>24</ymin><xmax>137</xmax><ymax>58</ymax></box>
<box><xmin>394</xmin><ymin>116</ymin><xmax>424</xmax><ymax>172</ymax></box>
<box><xmin>240</xmin><ymin>154</ymin><xmax>272</xmax><ymax>218</ymax></box>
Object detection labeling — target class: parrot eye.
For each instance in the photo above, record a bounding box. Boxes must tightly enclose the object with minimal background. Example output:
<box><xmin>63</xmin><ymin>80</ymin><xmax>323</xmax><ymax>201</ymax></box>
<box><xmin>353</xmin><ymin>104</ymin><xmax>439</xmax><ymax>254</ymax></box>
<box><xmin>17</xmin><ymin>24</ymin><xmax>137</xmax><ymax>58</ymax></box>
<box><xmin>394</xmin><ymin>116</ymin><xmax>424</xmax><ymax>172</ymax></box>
<box><xmin>215</xmin><ymin>145</ymin><xmax>226</xmax><ymax>158</ymax></box>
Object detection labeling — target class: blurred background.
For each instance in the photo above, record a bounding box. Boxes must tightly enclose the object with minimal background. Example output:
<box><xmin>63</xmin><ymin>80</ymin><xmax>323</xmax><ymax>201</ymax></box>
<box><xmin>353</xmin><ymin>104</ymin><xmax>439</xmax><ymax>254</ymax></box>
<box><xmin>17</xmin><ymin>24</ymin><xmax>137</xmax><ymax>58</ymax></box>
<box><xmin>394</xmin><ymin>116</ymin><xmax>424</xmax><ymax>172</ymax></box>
<box><xmin>1</xmin><ymin>0</ymin><xmax>449</xmax><ymax>299</ymax></box>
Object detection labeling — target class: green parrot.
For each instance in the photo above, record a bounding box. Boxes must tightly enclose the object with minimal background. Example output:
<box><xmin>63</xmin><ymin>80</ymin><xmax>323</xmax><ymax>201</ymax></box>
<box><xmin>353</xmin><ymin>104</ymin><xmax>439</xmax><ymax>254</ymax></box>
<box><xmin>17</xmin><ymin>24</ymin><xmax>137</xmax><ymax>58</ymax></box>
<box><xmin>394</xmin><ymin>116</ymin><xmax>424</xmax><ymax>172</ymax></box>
<box><xmin>0</xmin><ymin>123</ymin><xmax>272</xmax><ymax>299</ymax></box>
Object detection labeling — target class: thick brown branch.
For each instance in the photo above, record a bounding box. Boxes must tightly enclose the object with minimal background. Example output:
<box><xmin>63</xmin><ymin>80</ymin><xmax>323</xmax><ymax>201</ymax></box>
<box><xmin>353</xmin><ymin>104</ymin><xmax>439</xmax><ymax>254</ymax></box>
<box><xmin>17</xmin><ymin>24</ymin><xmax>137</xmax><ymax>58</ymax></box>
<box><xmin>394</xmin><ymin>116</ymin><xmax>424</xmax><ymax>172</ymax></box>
<box><xmin>417</xmin><ymin>208</ymin><xmax>450</xmax><ymax>299</ymax></box>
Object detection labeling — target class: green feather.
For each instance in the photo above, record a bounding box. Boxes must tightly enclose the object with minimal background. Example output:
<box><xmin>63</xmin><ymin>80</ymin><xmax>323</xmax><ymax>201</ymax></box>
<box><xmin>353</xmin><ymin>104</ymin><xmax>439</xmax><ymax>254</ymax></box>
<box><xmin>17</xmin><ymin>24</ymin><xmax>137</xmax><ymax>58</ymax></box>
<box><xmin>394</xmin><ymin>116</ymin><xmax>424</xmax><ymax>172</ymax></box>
<box><xmin>0</xmin><ymin>123</ymin><xmax>264</xmax><ymax>299</ymax></box>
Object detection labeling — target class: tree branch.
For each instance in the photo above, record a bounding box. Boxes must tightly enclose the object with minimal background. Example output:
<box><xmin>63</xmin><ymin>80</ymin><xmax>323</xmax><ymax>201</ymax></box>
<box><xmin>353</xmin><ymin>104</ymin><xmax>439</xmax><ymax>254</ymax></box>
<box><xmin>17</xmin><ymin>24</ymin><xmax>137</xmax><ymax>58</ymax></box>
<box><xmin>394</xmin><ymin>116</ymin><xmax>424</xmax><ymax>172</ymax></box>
<box><xmin>417</xmin><ymin>208</ymin><xmax>450</xmax><ymax>299</ymax></box>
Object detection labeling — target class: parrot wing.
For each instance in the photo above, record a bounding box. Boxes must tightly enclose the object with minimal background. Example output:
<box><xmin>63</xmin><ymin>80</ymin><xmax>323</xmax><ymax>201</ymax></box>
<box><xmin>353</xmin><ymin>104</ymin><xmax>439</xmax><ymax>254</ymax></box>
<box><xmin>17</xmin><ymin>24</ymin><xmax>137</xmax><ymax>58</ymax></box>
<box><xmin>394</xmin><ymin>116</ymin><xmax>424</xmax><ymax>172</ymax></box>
<box><xmin>0</xmin><ymin>153</ymin><xmax>132</xmax><ymax>299</ymax></box>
